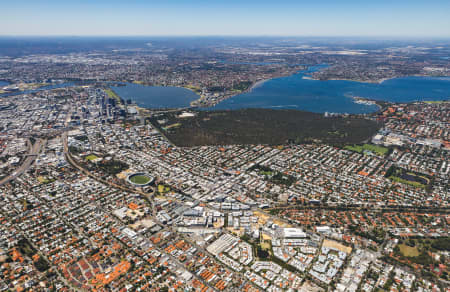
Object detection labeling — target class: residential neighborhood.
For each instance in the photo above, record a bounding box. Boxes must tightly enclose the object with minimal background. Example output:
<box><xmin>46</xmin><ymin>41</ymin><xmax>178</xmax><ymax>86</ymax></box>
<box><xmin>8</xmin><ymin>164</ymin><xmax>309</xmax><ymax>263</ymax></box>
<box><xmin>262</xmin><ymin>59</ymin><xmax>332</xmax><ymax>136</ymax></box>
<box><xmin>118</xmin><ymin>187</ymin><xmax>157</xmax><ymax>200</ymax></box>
<box><xmin>0</xmin><ymin>84</ymin><xmax>448</xmax><ymax>291</ymax></box>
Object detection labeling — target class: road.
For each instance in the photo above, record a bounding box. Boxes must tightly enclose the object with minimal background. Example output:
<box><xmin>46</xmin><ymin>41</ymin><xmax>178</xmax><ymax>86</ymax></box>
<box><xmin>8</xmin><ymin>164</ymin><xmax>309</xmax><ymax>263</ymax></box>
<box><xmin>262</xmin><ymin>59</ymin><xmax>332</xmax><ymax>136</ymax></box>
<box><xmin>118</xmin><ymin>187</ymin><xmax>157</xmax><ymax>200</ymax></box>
<box><xmin>62</xmin><ymin>132</ymin><xmax>154</xmax><ymax>197</ymax></box>
<box><xmin>61</xmin><ymin>125</ymin><xmax>218</xmax><ymax>290</ymax></box>
<box><xmin>0</xmin><ymin>138</ymin><xmax>44</xmax><ymax>186</ymax></box>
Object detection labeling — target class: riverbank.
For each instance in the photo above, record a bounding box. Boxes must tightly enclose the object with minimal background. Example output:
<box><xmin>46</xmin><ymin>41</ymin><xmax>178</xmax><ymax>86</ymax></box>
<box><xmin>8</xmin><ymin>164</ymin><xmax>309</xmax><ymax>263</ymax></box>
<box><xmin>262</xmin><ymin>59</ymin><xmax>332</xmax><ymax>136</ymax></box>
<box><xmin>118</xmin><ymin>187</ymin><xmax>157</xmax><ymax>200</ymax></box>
<box><xmin>110</xmin><ymin>82</ymin><xmax>200</xmax><ymax>109</ymax></box>
<box><xmin>351</xmin><ymin>96</ymin><xmax>382</xmax><ymax>111</ymax></box>
<box><xmin>249</xmin><ymin>78</ymin><xmax>270</xmax><ymax>91</ymax></box>
<box><xmin>0</xmin><ymin>82</ymin><xmax>76</xmax><ymax>97</ymax></box>
<box><xmin>306</xmin><ymin>73</ymin><xmax>450</xmax><ymax>84</ymax></box>
<box><xmin>189</xmin><ymin>78</ymin><xmax>273</xmax><ymax>107</ymax></box>
<box><xmin>210</xmin><ymin>66</ymin><xmax>450</xmax><ymax>113</ymax></box>
<box><xmin>304</xmin><ymin>75</ymin><xmax>392</xmax><ymax>84</ymax></box>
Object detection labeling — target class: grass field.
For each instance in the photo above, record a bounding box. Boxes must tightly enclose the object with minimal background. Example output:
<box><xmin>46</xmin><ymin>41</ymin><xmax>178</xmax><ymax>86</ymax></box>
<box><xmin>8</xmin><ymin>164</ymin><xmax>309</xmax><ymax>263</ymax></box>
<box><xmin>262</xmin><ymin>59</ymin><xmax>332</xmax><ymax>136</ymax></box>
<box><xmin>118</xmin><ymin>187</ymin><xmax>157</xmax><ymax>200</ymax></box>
<box><xmin>158</xmin><ymin>184</ymin><xmax>171</xmax><ymax>193</ymax></box>
<box><xmin>389</xmin><ymin>176</ymin><xmax>426</xmax><ymax>188</ymax></box>
<box><xmin>259</xmin><ymin>170</ymin><xmax>274</xmax><ymax>176</ymax></box>
<box><xmin>162</xmin><ymin>123</ymin><xmax>181</xmax><ymax>130</ymax></box>
<box><xmin>345</xmin><ymin>143</ymin><xmax>389</xmax><ymax>156</ymax></box>
<box><xmin>105</xmin><ymin>88</ymin><xmax>122</xmax><ymax>104</ymax></box>
<box><xmin>184</xmin><ymin>84</ymin><xmax>202</xmax><ymax>93</ymax></box>
<box><xmin>344</xmin><ymin>144</ymin><xmax>364</xmax><ymax>153</ymax></box>
<box><xmin>398</xmin><ymin>244</ymin><xmax>420</xmax><ymax>257</ymax></box>
<box><xmin>129</xmin><ymin>175</ymin><xmax>151</xmax><ymax>185</ymax></box>
<box><xmin>424</xmin><ymin>101</ymin><xmax>447</xmax><ymax>104</ymax></box>
<box><xmin>37</xmin><ymin>176</ymin><xmax>53</xmax><ymax>184</ymax></box>
<box><xmin>85</xmin><ymin>154</ymin><xmax>99</xmax><ymax>161</ymax></box>
<box><xmin>260</xmin><ymin>241</ymin><xmax>271</xmax><ymax>250</ymax></box>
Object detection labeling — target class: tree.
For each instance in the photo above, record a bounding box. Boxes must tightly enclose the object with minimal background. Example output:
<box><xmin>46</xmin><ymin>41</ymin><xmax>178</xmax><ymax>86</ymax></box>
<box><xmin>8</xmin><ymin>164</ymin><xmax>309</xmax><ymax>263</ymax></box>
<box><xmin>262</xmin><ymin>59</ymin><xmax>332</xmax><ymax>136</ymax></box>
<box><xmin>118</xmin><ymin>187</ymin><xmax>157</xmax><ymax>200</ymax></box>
<box><xmin>257</xmin><ymin>247</ymin><xmax>269</xmax><ymax>259</ymax></box>
<box><xmin>35</xmin><ymin>256</ymin><xmax>50</xmax><ymax>272</ymax></box>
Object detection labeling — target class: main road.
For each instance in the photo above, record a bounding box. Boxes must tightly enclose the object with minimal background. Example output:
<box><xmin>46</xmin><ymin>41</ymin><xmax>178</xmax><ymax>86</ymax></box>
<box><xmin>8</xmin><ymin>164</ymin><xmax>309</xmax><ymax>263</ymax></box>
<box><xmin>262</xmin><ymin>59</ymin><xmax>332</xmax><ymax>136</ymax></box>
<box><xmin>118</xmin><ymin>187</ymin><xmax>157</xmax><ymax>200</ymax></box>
<box><xmin>0</xmin><ymin>138</ymin><xmax>44</xmax><ymax>186</ymax></box>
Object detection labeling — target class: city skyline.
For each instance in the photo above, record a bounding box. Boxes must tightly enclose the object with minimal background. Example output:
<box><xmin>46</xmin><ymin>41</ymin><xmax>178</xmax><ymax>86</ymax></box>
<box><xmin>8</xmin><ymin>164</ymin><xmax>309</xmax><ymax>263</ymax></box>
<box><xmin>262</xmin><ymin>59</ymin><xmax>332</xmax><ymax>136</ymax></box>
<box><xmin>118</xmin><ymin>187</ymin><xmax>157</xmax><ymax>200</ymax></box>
<box><xmin>2</xmin><ymin>0</ymin><xmax>450</xmax><ymax>37</ymax></box>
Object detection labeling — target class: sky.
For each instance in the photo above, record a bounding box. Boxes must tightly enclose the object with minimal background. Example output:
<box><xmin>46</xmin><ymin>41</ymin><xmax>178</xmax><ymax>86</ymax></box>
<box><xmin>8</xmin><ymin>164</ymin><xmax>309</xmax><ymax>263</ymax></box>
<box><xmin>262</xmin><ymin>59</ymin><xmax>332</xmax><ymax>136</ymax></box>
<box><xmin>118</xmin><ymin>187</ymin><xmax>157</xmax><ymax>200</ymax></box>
<box><xmin>1</xmin><ymin>0</ymin><xmax>450</xmax><ymax>37</ymax></box>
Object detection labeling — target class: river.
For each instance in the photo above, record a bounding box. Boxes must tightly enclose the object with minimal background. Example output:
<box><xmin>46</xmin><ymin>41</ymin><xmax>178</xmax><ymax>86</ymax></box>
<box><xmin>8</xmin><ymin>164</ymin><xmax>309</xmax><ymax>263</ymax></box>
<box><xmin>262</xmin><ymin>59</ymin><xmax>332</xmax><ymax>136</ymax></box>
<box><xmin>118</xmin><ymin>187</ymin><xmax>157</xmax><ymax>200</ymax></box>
<box><xmin>209</xmin><ymin>65</ymin><xmax>450</xmax><ymax>114</ymax></box>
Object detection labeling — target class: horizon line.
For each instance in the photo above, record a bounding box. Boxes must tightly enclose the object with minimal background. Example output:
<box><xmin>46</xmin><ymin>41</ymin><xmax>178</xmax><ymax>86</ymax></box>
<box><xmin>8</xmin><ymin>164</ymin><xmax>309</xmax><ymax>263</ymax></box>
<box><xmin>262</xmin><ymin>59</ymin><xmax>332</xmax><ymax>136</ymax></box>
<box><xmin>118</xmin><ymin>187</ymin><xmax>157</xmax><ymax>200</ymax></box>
<box><xmin>1</xmin><ymin>34</ymin><xmax>450</xmax><ymax>39</ymax></box>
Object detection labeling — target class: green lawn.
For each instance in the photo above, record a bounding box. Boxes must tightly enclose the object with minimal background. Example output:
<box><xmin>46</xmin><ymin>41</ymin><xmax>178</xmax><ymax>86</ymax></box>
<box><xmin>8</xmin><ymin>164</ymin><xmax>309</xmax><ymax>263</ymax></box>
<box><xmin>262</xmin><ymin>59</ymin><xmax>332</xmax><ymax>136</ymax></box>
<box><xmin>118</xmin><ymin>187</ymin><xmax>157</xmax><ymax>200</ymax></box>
<box><xmin>130</xmin><ymin>175</ymin><xmax>151</xmax><ymax>185</ymax></box>
<box><xmin>398</xmin><ymin>244</ymin><xmax>420</xmax><ymax>257</ymax></box>
<box><xmin>345</xmin><ymin>143</ymin><xmax>388</xmax><ymax>156</ymax></box>
<box><xmin>184</xmin><ymin>85</ymin><xmax>202</xmax><ymax>93</ymax></box>
<box><xmin>162</xmin><ymin>123</ymin><xmax>181</xmax><ymax>131</ymax></box>
<box><xmin>259</xmin><ymin>170</ymin><xmax>274</xmax><ymax>176</ymax></box>
<box><xmin>85</xmin><ymin>154</ymin><xmax>99</xmax><ymax>161</ymax></box>
<box><xmin>389</xmin><ymin>176</ymin><xmax>426</xmax><ymax>188</ymax></box>
<box><xmin>37</xmin><ymin>176</ymin><xmax>54</xmax><ymax>184</ymax></box>
<box><xmin>105</xmin><ymin>88</ymin><xmax>122</xmax><ymax>104</ymax></box>
<box><xmin>260</xmin><ymin>241</ymin><xmax>271</xmax><ymax>251</ymax></box>
<box><xmin>158</xmin><ymin>184</ymin><xmax>171</xmax><ymax>193</ymax></box>
<box><xmin>345</xmin><ymin>145</ymin><xmax>364</xmax><ymax>153</ymax></box>
<box><xmin>363</xmin><ymin>144</ymin><xmax>389</xmax><ymax>155</ymax></box>
<box><xmin>424</xmin><ymin>101</ymin><xmax>446</xmax><ymax>104</ymax></box>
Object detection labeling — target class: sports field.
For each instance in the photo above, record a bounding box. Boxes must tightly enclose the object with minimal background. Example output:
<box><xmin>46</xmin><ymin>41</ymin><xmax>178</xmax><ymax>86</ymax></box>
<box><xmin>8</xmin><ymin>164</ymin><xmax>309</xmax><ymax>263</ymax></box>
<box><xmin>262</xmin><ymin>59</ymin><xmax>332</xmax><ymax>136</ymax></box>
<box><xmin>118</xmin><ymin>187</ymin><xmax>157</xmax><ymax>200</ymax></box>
<box><xmin>398</xmin><ymin>244</ymin><xmax>419</xmax><ymax>257</ymax></box>
<box><xmin>129</xmin><ymin>175</ymin><xmax>151</xmax><ymax>185</ymax></box>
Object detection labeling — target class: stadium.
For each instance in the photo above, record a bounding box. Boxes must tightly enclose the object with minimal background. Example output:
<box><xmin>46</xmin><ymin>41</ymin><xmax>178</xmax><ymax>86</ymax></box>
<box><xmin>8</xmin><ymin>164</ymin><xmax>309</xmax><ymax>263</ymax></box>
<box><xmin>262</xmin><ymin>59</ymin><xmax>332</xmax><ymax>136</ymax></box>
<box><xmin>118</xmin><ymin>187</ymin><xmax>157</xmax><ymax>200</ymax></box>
<box><xmin>126</xmin><ymin>173</ymin><xmax>154</xmax><ymax>187</ymax></box>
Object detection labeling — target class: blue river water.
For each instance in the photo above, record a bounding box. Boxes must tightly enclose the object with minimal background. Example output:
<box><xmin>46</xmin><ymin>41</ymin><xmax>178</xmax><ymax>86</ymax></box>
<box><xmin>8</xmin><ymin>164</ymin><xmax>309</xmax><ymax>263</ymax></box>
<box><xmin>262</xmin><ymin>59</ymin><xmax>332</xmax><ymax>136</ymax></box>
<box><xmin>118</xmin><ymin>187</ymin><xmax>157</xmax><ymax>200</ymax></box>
<box><xmin>2</xmin><ymin>67</ymin><xmax>449</xmax><ymax>114</ymax></box>
<box><xmin>0</xmin><ymin>81</ymin><xmax>8</xmax><ymax>87</ymax></box>
<box><xmin>111</xmin><ymin>83</ymin><xmax>200</xmax><ymax>109</ymax></box>
<box><xmin>0</xmin><ymin>82</ymin><xmax>75</xmax><ymax>97</ymax></box>
<box><xmin>209</xmin><ymin>65</ymin><xmax>450</xmax><ymax>114</ymax></box>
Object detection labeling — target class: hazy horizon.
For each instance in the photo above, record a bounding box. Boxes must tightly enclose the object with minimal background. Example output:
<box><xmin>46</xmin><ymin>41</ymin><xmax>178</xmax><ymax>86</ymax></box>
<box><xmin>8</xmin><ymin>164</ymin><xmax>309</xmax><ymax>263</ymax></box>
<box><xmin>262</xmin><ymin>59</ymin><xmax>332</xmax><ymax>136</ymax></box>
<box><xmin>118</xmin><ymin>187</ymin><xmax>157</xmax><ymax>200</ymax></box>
<box><xmin>1</xmin><ymin>35</ymin><xmax>450</xmax><ymax>39</ymax></box>
<box><xmin>2</xmin><ymin>0</ymin><xmax>450</xmax><ymax>37</ymax></box>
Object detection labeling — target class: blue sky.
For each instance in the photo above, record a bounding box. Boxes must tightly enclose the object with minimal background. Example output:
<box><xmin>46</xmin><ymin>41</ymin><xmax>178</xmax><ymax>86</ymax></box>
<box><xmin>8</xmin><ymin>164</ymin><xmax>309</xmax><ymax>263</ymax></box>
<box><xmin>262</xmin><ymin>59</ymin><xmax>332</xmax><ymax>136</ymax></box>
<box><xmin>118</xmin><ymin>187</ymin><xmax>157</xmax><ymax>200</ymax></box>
<box><xmin>1</xmin><ymin>0</ymin><xmax>450</xmax><ymax>37</ymax></box>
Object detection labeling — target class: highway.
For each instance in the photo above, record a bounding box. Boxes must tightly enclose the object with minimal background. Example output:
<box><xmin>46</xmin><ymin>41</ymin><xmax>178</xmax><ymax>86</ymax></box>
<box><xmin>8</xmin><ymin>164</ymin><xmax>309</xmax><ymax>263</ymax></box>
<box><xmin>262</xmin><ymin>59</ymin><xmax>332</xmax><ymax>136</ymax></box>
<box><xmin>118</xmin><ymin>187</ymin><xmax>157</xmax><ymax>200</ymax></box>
<box><xmin>0</xmin><ymin>138</ymin><xmax>44</xmax><ymax>186</ymax></box>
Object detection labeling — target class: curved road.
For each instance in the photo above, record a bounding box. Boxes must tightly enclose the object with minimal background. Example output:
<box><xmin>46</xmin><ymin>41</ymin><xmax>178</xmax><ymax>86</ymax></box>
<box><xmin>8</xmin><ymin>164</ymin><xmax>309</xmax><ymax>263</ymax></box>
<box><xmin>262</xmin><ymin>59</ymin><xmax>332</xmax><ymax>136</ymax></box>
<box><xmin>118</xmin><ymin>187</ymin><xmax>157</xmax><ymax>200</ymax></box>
<box><xmin>0</xmin><ymin>138</ymin><xmax>44</xmax><ymax>186</ymax></box>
